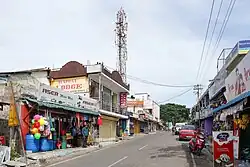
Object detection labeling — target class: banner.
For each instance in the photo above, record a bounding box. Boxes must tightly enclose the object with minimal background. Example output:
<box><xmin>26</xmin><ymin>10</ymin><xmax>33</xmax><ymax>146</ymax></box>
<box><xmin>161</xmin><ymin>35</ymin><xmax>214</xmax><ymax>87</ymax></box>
<box><xmin>38</xmin><ymin>84</ymin><xmax>98</xmax><ymax>111</ymax></box>
<box><xmin>224</xmin><ymin>52</ymin><xmax>250</xmax><ymax>102</ymax></box>
<box><xmin>213</xmin><ymin>131</ymin><xmax>234</xmax><ymax>167</ymax></box>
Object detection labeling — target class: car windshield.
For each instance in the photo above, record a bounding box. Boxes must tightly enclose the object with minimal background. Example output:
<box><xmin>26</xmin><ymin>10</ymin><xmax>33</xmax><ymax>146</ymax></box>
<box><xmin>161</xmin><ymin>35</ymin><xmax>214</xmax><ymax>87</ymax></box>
<box><xmin>182</xmin><ymin>125</ymin><xmax>195</xmax><ymax>130</ymax></box>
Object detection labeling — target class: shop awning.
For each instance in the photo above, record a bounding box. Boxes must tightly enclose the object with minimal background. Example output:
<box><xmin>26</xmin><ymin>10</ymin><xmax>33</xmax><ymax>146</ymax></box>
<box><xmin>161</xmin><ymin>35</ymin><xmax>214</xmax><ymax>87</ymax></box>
<box><xmin>213</xmin><ymin>91</ymin><xmax>250</xmax><ymax>113</ymax></box>
<box><xmin>23</xmin><ymin>98</ymin><xmax>100</xmax><ymax>116</ymax></box>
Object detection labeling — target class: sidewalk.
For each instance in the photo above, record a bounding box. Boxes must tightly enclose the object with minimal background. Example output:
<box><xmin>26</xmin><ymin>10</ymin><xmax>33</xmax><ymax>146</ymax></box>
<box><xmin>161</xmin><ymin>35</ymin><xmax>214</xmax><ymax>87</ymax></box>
<box><xmin>7</xmin><ymin>133</ymin><xmax>147</xmax><ymax>167</ymax></box>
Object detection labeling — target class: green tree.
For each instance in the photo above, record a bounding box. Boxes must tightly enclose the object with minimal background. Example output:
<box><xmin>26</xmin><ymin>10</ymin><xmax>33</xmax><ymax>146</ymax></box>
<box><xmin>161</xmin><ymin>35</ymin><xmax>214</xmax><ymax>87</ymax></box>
<box><xmin>160</xmin><ymin>103</ymin><xmax>190</xmax><ymax>124</ymax></box>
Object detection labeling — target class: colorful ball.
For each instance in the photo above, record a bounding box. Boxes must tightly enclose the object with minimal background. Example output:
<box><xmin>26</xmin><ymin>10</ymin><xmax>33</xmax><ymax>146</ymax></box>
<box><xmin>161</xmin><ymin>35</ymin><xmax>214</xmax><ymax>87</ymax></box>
<box><xmin>34</xmin><ymin>133</ymin><xmax>41</xmax><ymax>140</ymax></box>
<box><xmin>34</xmin><ymin>115</ymin><xmax>41</xmax><ymax>121</ymax></box>
<box><xmin>34</xmin><ymin>122</ymin><xmax>40</xmax><ymax>128</ymax></box>
<box><xmin>39</xmin><ymin>118</ymin><xmax>45</xmax><ymax>126</ymax></box>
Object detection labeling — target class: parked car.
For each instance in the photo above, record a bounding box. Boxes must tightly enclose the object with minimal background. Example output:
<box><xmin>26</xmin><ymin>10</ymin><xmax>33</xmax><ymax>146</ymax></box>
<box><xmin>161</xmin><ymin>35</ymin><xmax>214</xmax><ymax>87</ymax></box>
<box><xmin>175</xmin><ymin>122</ymin><xmax>187</xmax><ymax>135</ymax></box>
<box><xmin>179</xmin><ymin>125</ymin><xmax>196</xmax><ymax>140</ymax></box>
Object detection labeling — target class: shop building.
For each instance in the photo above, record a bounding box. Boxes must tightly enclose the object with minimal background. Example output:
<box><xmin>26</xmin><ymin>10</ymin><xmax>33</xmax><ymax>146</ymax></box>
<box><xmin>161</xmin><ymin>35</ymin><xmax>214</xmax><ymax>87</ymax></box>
<box><xmin>127</xmin><ymin>93</ymin><xmax>160</xmax><ymax>133</ymax></box>
<box><xmin>127</xmin><ymin>97</ymin><xmax>144</xmax><ymax>134</ymax></box>
<box><xmin>50</xmin><ymin>61</ymin><xmax>130</xmax><ymax>141</ymax></box>
<box><xmin>213</xmin><ymin>49</ymin><xmax>250</xmax><ymax>161</ymax></box>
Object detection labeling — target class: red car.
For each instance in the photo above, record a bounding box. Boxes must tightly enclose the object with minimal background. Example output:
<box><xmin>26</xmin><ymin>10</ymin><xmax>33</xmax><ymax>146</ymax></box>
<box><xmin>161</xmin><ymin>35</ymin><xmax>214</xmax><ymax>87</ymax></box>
<box><xmin>179</xmin><ymin>125</ymin><xmax>196</xmax><ymax>141</ymax></box>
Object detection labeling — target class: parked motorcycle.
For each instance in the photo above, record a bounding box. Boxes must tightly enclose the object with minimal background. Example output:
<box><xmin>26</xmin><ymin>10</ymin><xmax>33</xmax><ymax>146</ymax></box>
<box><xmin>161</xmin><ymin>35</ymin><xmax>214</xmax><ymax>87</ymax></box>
<box><xmin>188</xmin><ymin>132</ymin><xmax>205</xmax><ymax>156</ymax></box>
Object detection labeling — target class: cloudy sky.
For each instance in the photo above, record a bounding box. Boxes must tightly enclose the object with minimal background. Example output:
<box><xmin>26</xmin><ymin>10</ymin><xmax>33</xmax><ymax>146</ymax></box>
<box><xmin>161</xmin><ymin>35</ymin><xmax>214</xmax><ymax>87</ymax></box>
<box><xmin>1</xmin><ymin>0</ymin><xmax>250</xmax><ymax>107</ymax></box>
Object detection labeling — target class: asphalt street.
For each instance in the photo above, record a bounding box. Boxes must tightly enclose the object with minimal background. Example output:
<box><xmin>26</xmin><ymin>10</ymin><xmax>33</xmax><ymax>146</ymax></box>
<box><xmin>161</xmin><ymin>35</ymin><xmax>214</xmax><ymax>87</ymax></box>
<box><xmin>47</xmin><ymin>132</ymin><xmax>213</xmax><ymax>167</ymax></box>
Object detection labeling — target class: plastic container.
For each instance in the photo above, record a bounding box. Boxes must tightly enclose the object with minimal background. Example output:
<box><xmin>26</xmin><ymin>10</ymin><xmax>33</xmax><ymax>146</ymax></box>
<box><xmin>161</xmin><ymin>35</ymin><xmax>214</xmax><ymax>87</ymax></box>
<box><xmin>61</xmin><ymin>140</ymin><xmax>67</xmax><ymax>149</ymax></box>
<box><xmin>25</xmin><ymin>134</ymin><xmax>40</xmax><ymax>153</ymax></box>
<box><xmin>40</xmin><ymin>138</ymin><xmax>52</xmax><ymax>152</ymax></box>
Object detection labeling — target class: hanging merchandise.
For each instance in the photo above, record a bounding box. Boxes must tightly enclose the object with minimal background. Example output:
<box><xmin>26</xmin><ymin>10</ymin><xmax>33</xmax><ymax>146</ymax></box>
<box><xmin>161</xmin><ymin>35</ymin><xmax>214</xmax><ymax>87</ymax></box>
<box><xmin>34</xmin><ymin>121</ymin><xmax>40</xmax><ymax>129</ymax></box>
<box><xmin>39</xmin><ymin>118</ymin><xmax>45</xmax><ymax>126</ymax></box>
<box><xmin>97</xmin><ymin>116</ymin><xmax>102</xmax><ymax>126</ymax></box>
<box><xmin>30</xmin><ymin>128</ymin><xmax>38</xmax><ymax>134</ymax></box>
<box><xmin>234</xmin><ymin>114</ymin><xmax>250</xmax><ymax>130</ymax></box>
<box><xmin>34</xmin><ymin>115</ymin><xmax>41</xmax><ymax>121</ymax></box>
<box><xmin>39</xmin><ymin>125</ymin><xmax>45</xmax><ymax>132</ymax></box>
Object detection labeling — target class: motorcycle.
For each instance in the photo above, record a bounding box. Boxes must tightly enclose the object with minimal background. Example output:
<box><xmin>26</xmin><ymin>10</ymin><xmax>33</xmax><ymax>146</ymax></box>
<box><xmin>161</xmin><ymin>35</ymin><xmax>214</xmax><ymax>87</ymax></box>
<box><xmin>188</xmin><ymin>132</ymin><xmax>205</xmax><ymax>156</ymax></box>
<box><xmin>172</xmin><ymin>127</ymin><xmax>176</xmax><ymax>135</ymax></box>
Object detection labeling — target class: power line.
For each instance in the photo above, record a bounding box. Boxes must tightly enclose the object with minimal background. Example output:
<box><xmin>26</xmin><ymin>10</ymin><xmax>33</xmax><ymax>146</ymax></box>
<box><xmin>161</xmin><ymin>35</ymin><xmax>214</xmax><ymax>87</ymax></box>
<box><xmin>104</xmin><ymin>65</ymin><xmax>195</xmax><ymax>88</ymax></box>
<box><xmin>211</xmin><ymin>0</ymin><xmax>236</xmax><ymax>57</ymax></box>
<box><xmin>199</xmin><ymin>0</ymin><xmax>224</xmax><ymax>82</ymax></box>
<box><xmin>128</xmin><ymin>75</ymin><xmax>194</xmax><ymax>88</ymax></box>
<box><xmin>196</xmin><ymin>0</ymin><xmax>216</xmax><ymax>81</ymax></box>
<box><xmin>158</xmin><ymin>88</ymin><xmax>193</xmax><ymax>104</ymax></box>
<box><xmin>200</xmin><ymin>0</ymin><xmax>237</xmax><ymax>84</ymax></box>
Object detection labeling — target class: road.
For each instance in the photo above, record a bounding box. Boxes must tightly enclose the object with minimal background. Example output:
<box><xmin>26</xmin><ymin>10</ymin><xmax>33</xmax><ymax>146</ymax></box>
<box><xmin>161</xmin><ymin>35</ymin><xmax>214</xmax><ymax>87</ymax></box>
<box><xmin>47</xmin><ymin>132</ymin><xmax>212</xmax><ymax>167</ymax></box>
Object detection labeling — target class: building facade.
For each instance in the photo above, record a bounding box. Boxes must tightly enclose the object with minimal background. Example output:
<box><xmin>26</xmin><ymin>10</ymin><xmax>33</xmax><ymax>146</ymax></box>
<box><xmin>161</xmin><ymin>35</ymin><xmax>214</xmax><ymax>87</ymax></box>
<box><xmin>127</xmin><ymin>93</ymin><xmax>160</xmax><ymax>134</ymax></box>
<box><xmin>50</xmin><ymin>61</ymin><xmax>130</xmax><ymax>141</ymax></box>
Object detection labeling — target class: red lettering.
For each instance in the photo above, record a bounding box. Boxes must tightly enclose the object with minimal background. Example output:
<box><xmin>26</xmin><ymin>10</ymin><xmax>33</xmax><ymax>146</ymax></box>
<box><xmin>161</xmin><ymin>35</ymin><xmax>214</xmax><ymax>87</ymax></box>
<box><xmin>65</xmin><ymin>85</ymin><xmax>70</xmax><ymax>89</ymax></box>
<box><xmin>71</xmin><ymin>84</ymin><xmax>76</xmax><ymax>89</ymax></box>
<box><xmin>76</xmin><ymin>84</ymin><xmax>82</xmax><ymax>89</ymax></box>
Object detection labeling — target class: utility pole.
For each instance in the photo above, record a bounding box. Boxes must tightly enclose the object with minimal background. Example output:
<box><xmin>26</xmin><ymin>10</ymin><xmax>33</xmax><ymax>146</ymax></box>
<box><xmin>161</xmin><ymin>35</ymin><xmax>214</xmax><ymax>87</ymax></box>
<box><xmin>193</xmin><ymin>84</ymin><xmax>203</xmax><ymax>128</ymax></box>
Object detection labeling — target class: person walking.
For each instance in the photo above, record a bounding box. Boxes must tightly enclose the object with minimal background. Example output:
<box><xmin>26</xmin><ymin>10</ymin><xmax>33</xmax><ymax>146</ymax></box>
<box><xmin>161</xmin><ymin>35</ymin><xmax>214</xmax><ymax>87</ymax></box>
<box><xmin>82</xmin><ymin>123</ymin><xmax>89</xmax><ymax>148</ymax></box>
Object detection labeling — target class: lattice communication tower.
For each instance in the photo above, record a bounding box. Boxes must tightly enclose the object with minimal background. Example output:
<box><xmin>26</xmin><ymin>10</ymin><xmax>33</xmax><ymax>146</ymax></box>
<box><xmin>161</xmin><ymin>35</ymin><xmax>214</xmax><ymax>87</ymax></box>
<box><xmin>115</xmin><ymin>7</ymin><xmax>128</xmax><ymax>83</ymax></box>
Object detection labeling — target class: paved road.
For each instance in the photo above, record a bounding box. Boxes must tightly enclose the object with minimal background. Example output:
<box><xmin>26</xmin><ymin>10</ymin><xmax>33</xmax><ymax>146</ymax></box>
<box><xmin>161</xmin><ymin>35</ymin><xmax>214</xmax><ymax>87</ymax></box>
<box><xmin>47</xmin><ymin>132</ymin><xmax>212</xmax><ymax>167</ymax></box>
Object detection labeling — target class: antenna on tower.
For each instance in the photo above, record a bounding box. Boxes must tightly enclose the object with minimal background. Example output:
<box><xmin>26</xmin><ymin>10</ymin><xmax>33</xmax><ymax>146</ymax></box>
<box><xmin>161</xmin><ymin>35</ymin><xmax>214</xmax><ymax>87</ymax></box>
<box><xmin>115</xmin><ymin>7</ymin><xmax>128</xmax><ymax>83</ymax></box>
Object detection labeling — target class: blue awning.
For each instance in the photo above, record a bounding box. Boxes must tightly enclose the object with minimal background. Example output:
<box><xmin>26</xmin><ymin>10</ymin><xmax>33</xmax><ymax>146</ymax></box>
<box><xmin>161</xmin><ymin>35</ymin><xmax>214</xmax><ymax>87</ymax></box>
<box><xmin>213</xmin><ymin>91</ymin><xmax>250</xmax><ymax>113</ymax></box>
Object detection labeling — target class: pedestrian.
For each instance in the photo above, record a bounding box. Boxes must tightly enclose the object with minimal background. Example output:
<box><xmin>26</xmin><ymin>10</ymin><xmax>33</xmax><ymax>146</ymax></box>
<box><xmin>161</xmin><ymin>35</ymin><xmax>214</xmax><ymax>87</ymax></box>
<box><xmin>82</xmin><ymin>123</ymin><xmax>89</xmax><ymax>148</ymax></box>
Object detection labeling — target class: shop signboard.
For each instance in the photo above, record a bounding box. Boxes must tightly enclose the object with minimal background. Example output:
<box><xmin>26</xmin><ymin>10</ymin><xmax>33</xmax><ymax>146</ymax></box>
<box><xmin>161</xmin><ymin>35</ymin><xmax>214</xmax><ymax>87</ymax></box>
<box><xmin>120</xmin><ymin>92</ymin><xmax>127</xmax><ymax>108</ymax></box>
<box><xmin>209</xmin><ymin>67</ymin><xmax>227</xmax><ymax>100</ymax></box>
<box><xmin>51</xmin><ymin>77</ymin><xmax>89</xmax><ymax>94</ymax></box>
<box><xmin>38</xmin><ymin>84</ymin><xmax>98</xmax><ymax>111</ymax></box>
<box><xmin>127</xmin><ymin>100</ymin><xmax>144</xmax><ymax>107</ymax></box>
<box><xmin>238</xmin><ymin>40</ymin><xmax>250</xmax><ymax>54</ymax></box>
<box><xmin>213</xmin><ymin>131</ymin><xmax>234</xmax><ymax>167</ymax></box>
<box><xmin>224</xmin><ymin>52</ymin><xmax>250</xmax><ymax>102</ymax></box>
<box><xmin>225</xmin><ymin>40</ymin><xmax>250</xmax><ymax>68</ymax></box>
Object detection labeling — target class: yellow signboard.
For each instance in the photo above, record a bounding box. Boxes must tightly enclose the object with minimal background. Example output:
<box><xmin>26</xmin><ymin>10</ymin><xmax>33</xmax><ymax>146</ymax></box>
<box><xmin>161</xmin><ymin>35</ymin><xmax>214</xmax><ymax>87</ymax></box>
<box><xmin>8</xmin><ymin>94</ymin><xmax>19</xmax><ymax>127</ymax></box>
<box><xmin>51</xmin><ymin>77</ymin><xmax>89</xmax><ymax>93</ymax></box>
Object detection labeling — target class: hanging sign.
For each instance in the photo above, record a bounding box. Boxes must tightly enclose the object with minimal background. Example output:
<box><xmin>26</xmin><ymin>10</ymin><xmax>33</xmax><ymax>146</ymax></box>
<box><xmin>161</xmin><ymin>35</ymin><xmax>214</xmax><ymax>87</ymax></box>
<box><xmin>213</xmin><ymin>131</ymin><xmax>234</xmax><ymax>167</ymax></box>
<box><xmin>120</xmin><ymin>92</ymin><xmax>127</xmax><ymax>108</ymax></box>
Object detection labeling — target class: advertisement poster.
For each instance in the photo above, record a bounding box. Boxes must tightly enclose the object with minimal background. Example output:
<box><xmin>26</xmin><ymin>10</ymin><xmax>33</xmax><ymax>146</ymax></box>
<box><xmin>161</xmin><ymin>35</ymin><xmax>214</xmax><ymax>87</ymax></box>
<box><xmin>213</xmin><ymin>131</ymin><xmax>234</xmax><ymax>167</ymax></box>
<box><xmin>224</xmin><ymin>51</ymin><xmax>250</xmax><ymax>102</ymax></box>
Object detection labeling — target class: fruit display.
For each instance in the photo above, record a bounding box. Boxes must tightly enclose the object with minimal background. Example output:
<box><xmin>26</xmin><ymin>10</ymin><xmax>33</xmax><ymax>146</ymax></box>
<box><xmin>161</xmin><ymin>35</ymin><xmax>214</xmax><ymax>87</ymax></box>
<box><xmin>234</xmin><ymin>114</ymin><xmax>249</xmax><ymax>130</ymax></box>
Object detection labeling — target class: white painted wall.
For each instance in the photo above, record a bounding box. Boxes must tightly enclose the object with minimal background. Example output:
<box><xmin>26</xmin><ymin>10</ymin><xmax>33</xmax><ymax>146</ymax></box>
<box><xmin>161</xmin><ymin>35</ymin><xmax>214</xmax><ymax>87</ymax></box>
<box><xmin>30</xmin><ymin>71</ymin><xmax>50</xmax><ymax>85</ymax></box>
<box><xmin>130</xmin><ymin>93</ymin><xmax>160</xmax><ymax>122</ymax></box>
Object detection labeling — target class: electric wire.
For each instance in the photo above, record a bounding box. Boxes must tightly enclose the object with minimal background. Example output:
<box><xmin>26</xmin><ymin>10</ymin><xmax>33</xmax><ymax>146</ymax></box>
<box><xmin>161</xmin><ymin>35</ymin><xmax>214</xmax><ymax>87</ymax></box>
<box><xmin>196</xmin><ymin>0</ymin><xmax>216</xmax><ymax>81</ymax></box>
<box><xmin>104</xmin><ymin>65</ymin><xmax>195</xmax><ymax>88</ymax></box>
<box><xmin>200</xmin><ymin>0</ymin><xmax>237</xmax><ymax>84</ymax></box>
<box><xmin>158</xmin><ymin>88</ymin><xmax>193</xmax><ymax>104</ymax></box>
<box><xmin>210</xmin><ymin>0</ymin><xmax>237</xmax><ymax>59</ymax></box>
<box><xmin>199</xmin><ymin>0</ymin><xmax>224</xmax><ymax>83</ymax></box>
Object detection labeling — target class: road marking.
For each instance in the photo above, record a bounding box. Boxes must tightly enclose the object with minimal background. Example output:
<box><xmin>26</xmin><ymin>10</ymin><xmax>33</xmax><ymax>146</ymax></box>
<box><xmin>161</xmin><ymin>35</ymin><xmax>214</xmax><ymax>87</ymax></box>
<box><xmin>190</xmin><ymin>153</ymin><xmax>197</xmax><ymax>167</ymax></box>
<box><xmin>107</xmin><ymin>156</ymin><xmax>128</xmax><ymax>167</ymax></box>
<box><xmin>47</xmin><ymin>148</ymin><xmax>105</xmax><ymax>167</ymax></box>
<box><xmin>138</xmin><ymin>144</ymin><xmax>148</xmax><ymax>151</ymax></box>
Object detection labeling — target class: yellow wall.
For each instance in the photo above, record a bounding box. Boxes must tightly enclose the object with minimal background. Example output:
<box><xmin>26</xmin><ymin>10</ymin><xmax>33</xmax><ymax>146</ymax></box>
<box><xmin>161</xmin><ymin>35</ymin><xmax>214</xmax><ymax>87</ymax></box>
<box><xmin>51</xmin><ymin>77</ymin><xmax>89</xmax><ymax>93</ymax></box>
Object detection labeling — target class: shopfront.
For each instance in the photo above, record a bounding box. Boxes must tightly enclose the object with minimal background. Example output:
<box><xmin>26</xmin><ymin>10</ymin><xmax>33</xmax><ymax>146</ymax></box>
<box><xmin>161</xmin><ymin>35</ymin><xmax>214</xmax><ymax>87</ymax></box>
<box><xmin>212</xmin><ymin>52</ymin><xmax>250</xmax><ymax>165</ymax></box>
<box><xmin>20</xmin><ymin>83</ymin><xmax>99</xmax><ymax>153</ymax></box>
<box><xmin>99</xmin><ymin>115</ymin><xmax>118</xmax><ymax>141</ymax></box>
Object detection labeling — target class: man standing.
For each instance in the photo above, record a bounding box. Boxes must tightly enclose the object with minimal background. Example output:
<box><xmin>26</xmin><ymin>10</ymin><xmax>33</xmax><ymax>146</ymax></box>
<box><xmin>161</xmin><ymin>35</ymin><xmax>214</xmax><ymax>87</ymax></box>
<box><xmin>82</xmin><ymin>123</ymin><xmax>89</xmax><ymax>148</ymax></box>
